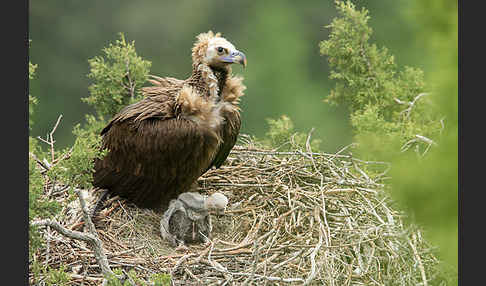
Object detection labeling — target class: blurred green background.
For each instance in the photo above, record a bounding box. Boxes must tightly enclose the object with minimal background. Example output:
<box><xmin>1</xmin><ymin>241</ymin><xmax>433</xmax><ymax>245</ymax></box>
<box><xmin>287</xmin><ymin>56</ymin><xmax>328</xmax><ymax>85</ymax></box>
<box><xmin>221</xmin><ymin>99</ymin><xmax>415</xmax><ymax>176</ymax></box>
<box><xmin>29</xmin><ymin>0</ymin><xmax>427</xmax><ymax>152</ymax></box>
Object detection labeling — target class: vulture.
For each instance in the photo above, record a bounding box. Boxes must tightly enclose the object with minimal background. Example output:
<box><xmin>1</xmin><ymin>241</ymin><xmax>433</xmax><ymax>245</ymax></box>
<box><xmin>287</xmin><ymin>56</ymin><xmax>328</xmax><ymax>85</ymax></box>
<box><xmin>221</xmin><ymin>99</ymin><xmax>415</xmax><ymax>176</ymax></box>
<box><xmin>92</xmin><ymin>31</ymin><xmax>246</xmax><ymax>210</ymax></box>
<box><xmin>160</xmin><ymin>192</ymin><xmax>228</xmax><ymax>248</ymax></box>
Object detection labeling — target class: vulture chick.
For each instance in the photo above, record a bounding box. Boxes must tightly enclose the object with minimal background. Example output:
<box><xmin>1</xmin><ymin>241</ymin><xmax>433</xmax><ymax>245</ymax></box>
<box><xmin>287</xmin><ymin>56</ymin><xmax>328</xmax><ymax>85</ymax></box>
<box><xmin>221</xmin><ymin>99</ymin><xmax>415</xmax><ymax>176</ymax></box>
<box><xmin>160</xmin><ymin>192</ymin><xmax>228</xmax><ymax>248</ymax></box>
<box><xmin>92</xmin><ymin>31</ymin><xmax>246</xmax><ymax>210</ymax></box>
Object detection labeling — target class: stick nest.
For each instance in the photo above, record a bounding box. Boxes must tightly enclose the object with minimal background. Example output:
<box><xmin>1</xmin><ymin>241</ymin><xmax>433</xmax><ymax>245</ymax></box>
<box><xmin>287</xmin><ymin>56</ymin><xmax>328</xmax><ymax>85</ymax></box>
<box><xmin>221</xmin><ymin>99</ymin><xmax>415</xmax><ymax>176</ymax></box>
<box><xmin>30</xmin><ymin>135</ymin><xmax>442</xmax><ymax>285</ymax></box>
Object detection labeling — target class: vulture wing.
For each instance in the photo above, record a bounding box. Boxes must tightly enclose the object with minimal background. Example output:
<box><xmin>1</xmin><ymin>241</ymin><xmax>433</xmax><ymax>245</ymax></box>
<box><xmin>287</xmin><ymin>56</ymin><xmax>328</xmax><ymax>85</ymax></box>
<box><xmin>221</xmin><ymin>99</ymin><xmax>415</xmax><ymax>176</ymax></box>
<box><xmin>207</xmin><ymin>107</ymin><xmax>241</xmax><ymax>171</ymax></box>
<box><xmin>93</xmin><ymin>92</ymin><xmax>221</xmax><ymax>210</ymax></box>
<box><xmin>168</xmin><ymin>209</ymin><xmax>192</xmax><ymax>244</ymax></box>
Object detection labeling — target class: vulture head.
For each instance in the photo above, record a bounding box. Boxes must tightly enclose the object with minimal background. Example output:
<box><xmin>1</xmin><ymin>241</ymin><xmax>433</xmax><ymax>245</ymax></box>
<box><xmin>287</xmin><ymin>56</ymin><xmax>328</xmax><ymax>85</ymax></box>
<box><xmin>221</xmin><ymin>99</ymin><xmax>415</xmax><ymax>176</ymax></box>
<box><xmin>192</xmin><ymin>31</ymin><xmax>247</xmax><ymax>71</ymax></box>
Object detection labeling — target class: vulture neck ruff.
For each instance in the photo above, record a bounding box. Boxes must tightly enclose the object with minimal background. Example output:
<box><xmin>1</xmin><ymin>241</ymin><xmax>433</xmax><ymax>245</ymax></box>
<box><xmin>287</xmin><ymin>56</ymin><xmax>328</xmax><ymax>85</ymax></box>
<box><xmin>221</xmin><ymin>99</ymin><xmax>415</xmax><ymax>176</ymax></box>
<box><xmin>189</xmin><ymin>63</ymin><xmax>230</xmax><ymax>103</ymax></box>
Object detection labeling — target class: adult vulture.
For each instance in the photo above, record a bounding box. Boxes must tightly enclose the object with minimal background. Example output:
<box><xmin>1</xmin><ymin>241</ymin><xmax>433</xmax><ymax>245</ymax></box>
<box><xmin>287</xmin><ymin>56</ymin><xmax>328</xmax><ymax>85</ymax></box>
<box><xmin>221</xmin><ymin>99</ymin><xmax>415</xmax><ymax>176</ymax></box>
<box><xmin>92</xmin><ymin>31</ymin><xmax>246</xmax><ymax>210</ymax></box>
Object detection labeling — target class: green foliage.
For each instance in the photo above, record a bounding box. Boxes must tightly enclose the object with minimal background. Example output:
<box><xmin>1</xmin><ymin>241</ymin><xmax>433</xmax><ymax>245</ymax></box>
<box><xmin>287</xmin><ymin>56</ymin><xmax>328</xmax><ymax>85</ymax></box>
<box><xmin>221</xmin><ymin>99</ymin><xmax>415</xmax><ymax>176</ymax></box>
<box><xmin>105</xmin><ymin>268</ymin><xmax>170</xmax><ymax>286</ymax></box>
<box><xmin>83</xmin><ymin>114</ymin><xmax>109</xmax><ymax>135</ymax></box>
<box><xmin>84</xmin><ymin>32</ymin><xmax>151</xmax><ymax>119</ymax></box>
<box><xmin>29</xmin><ymin>154</ymin><xmax>62</xmax><ymax>258</ymax></box>
<box><xmin>30</xmin><ymin>260</ymin><xmax>44</xmax><ymax>284</ymax></box>
<box><xmin>390</xmin><ymin>0</ymin><xmax>458</xmax><ymax>281</ymax></box>
<box><xmin>29</xmin><ymin>57</ymin><xmax>107</xmax><ymax>260</ymax></box>
<box><xmin>31</xmin><ymin>263</ymin><xmax>71</xmax><ymax>286</ymax></box>
<box><xmin>46</xmin><ymin>119</ymin><xmax>107</xmax><ymax>191</ymax></box>
<box><xmin>150</xmin><ymin>273</ymin><xmax>172</xmax><ymax>286</ymax></box>
<box><xmin>29</xmin><ymin>95</ymin><xmax>37</xmax><ymax>130</ymax></box>
<box><xmin>320</xmin><ymin>0</ymin><xmax>442</xmax><ymax>157</ymax></box>
<box><xmin>263</xmin><ymin>115</ymin><xmax>321</xmax><ymax>151</ymax></box>
<box><xmin>105</xmin><ymin>269</ymin><xmax>141</xmax><ymax>286</ymax></box>
<box><xmin>321</xmin><ymin>0</ymin><xmax>458</xmax><ymax>282</ymax></box>
<box><xmin>103</xmin><ymin>269</ymin><xmax>122</xmax><ymax>285</ymax></box>
<box><xmin>28</xmin><ymin>59</ymin><xmax>62</xmax><ymax>259</ymax></box>
<box><xmin>29</xmin><ymin>60</ymin><xmax>38</xmax><ymax>129</ymax></box>
<box><xmin>44</xmin><ymin>265</ymin><xmax>70</xmax><ymax>286</ymax></box>
<box><xmin>29</xmin><ymin>61</ymin><xmax>38</xmax><ymax>80</ymax></box>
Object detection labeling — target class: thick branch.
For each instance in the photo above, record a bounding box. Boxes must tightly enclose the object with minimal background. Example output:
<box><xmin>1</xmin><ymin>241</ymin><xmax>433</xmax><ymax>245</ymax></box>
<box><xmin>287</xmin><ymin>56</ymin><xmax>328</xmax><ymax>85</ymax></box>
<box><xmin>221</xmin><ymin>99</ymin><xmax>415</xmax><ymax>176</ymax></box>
<box><xmin>31</xmin><ymin>219</ymin><xmax>96</xmax><ymax>243</ymax></box>
<box><xmin>74</xmin><ymin>189</ymin><xmax>114</xmax><ymax>277</ymax></box>
<box><xmin>31</xmin><ymin>189</ymin><xmax>122</xmax><ymax>283</ymax></box>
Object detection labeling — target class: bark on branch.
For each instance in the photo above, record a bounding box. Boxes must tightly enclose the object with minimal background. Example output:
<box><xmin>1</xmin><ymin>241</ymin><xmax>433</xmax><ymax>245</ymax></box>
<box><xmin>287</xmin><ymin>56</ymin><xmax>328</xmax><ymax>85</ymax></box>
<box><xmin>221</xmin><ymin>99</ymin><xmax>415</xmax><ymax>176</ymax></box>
<box><xmin>30</xmin><ymin>188</ymin><xmax>135</xmax><ymax>285</ymax></box>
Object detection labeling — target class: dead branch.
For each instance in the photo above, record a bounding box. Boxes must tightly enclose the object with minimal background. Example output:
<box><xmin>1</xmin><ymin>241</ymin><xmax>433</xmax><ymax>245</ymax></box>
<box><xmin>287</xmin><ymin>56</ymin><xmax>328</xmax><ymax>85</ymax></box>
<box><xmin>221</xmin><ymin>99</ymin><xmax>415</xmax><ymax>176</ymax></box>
<box><xmin>36</xmin><ymin>114</ymin><xmax>63</xmax><ymax>163</ymax></box>
<box><xmin>31</xmin><ymin>188</ymin><xmax>135</xmax><ymax>286</ymax></box>
<box><xmin>394</xmin><ymin>92</ymin><xmax>429</xmax><ymax>120</ymax></box>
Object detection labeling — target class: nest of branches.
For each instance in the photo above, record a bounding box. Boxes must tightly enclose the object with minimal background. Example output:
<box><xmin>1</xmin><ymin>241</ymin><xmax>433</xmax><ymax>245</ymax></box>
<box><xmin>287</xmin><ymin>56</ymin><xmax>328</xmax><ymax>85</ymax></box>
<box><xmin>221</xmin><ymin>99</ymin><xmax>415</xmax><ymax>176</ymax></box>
<box><xmin>30</xmin><ymin>135</ymin><xmax>441</xmax><ymax>285</ymax></box>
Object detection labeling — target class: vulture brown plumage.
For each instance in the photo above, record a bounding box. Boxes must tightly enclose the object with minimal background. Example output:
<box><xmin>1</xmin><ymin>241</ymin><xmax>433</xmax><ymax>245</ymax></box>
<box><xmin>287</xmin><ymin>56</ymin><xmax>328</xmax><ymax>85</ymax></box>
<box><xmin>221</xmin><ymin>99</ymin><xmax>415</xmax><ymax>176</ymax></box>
<box><xmin>92</xmin><ymin>31</ymin><xmax>246</xmax><ymax>210</ymax></box>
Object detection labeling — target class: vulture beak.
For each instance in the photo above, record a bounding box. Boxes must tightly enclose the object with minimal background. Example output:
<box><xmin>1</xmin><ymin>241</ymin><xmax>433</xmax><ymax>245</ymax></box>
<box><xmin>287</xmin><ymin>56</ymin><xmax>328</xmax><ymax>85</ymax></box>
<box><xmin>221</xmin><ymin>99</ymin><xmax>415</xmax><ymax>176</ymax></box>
<box><xmin>221</xmin><ymin>50</ymin><xmax>247</xmax><ymax>68</ymax></box>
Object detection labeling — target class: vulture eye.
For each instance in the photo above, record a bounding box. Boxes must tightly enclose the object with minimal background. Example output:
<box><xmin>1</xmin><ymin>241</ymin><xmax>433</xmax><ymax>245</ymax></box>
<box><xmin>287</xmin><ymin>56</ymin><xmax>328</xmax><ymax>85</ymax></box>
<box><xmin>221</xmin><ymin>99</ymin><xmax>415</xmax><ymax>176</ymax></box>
<box><xmin>217</xmin><ymin>47</ymin><xmax>225</xmax><ymax>54</ymax></box>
